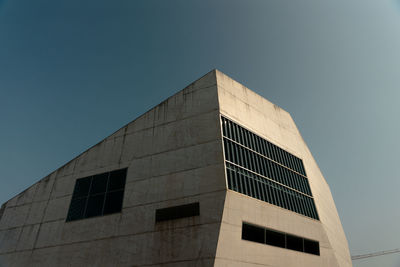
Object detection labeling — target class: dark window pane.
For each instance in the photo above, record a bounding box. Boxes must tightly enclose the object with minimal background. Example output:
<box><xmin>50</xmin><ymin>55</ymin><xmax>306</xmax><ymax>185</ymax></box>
<box><xmin>103</xmin><ymin>190</ymin><xmax>124</xmax><ymax>215</ymax></box>
<box><xmin>90</xmin><ymin>173</ymin><xmax>108</xmax><ymax>194</ymax></box>
<box><xmin>304</xmin><ymin>239</ymin><xmax>320</xmax><ymax>255</ymax></box>
<box><xmin>242</xmin><ymin>223</ymin><xmax>265</xmax><ymax>244</ymax></box>
<box><xmin>299</xmin><ymin>159</ymin><xmax>306</xmax><ymax>176</ymax></box>
<box><xmin>232</xmin><ymin>169</ymin><xmax>238</xmax><ymax>191</ymax></box>
<box><xmin>265</xmin><ymin>229</ymin><xmax>285</xmax><ymax>248</ymax></box>
<box><xmin>67</xmin><ymin>197</ymin><xmax>87</xmax><ymax>221</ymax></box>
<box><xmin>241</xmin><ymin>222</ymin><xmax>320</xmax><ymax>256</ymax></box>
<box><xmin>227</xmin><ymin>168</ymin><xmax>233</xmax><ymax>189</ymax></box>
<box><xmin>237</xmin><ymin>170</ymin><xmax>243</xmax><ymax>193</ymax></box>
<box><xmin>286</xmin><ymin>234</ymin><xmax>303</xmax><ymax>252</ymax></box>
<box><xmin>221</xmin><ymin>117</ymin><xmax>227</xmax><ymax>136</ymax></box>
<box><xmin>108</xmin><ymin>169</ymin><xmax>127</xmax><ymax>191</ymax></box>
<box><xmin>156</xmin><ymin>202</ymin><xmax>200</xmax><ymax>222</ymax></box>
<box><xmin>85</xmin><ymin>194</ymin><xmax>105</xmax><ymax>218</ymax></box>
<box><xmin>72</xmin><ymin>177</ymin><xmax>91</xmax><ymax>198</ymax></box>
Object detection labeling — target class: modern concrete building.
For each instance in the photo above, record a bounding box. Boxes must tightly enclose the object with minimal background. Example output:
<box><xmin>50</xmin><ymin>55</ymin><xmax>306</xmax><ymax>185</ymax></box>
<box><xmin>0</xmin><ymin>70</ymin><xmax>352</xmax><ymax>267</ymax></box>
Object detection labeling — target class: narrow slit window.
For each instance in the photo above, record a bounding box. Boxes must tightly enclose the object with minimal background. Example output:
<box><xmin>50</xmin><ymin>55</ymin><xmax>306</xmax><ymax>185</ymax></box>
<box><xmin>155</xmin><ymin>202</ymin><xmax>200</xmax><ymax>222</ymax></box>
<box><xmin>242</xmin><ymin>222</ymin><xmax>319</xmax><ymax>256</ymax></box>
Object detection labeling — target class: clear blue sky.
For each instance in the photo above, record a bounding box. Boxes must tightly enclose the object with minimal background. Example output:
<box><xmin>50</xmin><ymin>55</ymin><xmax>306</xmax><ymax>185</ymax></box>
<box><xmin>1</xmin><ymin>1</ymin><xmax>399</xmax><ymax>266</ymax></box>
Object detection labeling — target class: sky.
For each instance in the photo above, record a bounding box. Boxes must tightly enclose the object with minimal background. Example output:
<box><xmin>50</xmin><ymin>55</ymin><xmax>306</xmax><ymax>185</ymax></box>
<box><xmin>0</xmin><ymin>0</ymin><xmax>399</xmax><ymax>266</ymax></box>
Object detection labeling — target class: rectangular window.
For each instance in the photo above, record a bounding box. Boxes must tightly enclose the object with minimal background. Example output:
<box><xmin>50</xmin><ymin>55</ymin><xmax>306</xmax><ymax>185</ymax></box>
<box><xmin>66</xmin><ymin>168</ymin><xmax>127</xmax><ymax>222</ymax></box>
<box><xmin>155</xmin><ymin>202</ymin><xmax>200</xmax><ymax>222</ymax></box>
<box><xmin>221</xmin><ymin>116</ymin><xmax>319</xmax><ymax>220</ymax></box>
<box><xmin>242</xmin><ymin>223</ymin><xmax>265</xmax><ymax>244</ymax></box>
<box><xmin>242</xmin><ymin>222</ymin><xmax>320</xmax><ymax>256</ymax></box>
<box><xmin>304</xmin><ymin>239</ymin><xmax>320</xmax><ymax>255</ymax></box>
<box><xmin>265</xmin><ymin>228</ymin><xmax>286</xmax><ymax>248</ymax></box>
<box><xmin>286</xmin><ymin>234</ymin><xmax>304</xmax><ymax>252</ymax></box>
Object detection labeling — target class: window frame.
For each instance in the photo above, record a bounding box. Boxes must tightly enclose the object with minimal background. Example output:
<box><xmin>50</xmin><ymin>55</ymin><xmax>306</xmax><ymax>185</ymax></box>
<box><xmin>66</xmin><ymin>168</ymin><xmax>127</xmax><ymax>222</ymax></box>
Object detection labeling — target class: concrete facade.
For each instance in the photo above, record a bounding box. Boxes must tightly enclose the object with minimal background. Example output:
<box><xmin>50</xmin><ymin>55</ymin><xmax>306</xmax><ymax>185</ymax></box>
<box><xmin>0</xmin><ymin>70</ymin><xmax>352</xmax><ymax>267</ymax></box>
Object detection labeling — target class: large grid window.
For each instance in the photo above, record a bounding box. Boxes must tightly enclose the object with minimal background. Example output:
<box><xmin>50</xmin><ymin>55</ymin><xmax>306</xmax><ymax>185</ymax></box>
<box><xmin>242</xmin><ymin>222</ymin><xmax>320</xmax><ymax>256</ymax></box>
<box><xmin>221</xmin><ymin>116</ymin><xmax>319</xmax><ymax>220</ymax></box>
<box><xmin>66</xmin><ymin>168</ymin><xmax>127</xmax><ymax>222</ymax></box>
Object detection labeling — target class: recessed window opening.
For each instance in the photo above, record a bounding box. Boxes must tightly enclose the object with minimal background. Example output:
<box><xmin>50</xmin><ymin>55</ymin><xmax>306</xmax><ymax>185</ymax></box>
<box><xmin>66</xmin><ymin>168</ymin><xmax>127</xmax><ymax>222</ymax></box>
<box><xmin>155</xmin><ymin>202</ymin><xmax>200</xmax><ymax>222</ymax></box>
<box><xmin>242</xmin><ymin>222</ymin><xmax>320</xmax><ymax>256</ymax></box>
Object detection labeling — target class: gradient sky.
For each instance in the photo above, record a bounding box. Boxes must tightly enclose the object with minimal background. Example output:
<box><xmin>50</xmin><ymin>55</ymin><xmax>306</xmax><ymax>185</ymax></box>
<box><xmin>1</xmin><ymin>1</ymin><xmax>399</xmax><ymax>266</ymax></box>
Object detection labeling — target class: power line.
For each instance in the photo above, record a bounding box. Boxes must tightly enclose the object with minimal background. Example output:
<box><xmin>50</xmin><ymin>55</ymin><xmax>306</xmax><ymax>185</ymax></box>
<box><xmin>351</xmin><ymin>248</ymin><xmax>400</xmax><ymax>260</ymax></box>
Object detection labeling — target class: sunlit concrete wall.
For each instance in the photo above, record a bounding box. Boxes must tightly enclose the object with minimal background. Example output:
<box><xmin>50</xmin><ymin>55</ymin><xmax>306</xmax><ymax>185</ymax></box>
<box><xmin>214</xmin><ymin>70</ymin><xmax>352</xmax><ymax>267</ymax></box>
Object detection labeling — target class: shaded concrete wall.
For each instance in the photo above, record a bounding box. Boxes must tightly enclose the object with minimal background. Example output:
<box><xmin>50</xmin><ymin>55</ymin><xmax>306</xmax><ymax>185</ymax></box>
<box><xmin>214</xmin><ymin>70</ymin><xmax>352</xmax><ymax>267</ymax></box>
<box><xmin>0</xmin><ymin>70</ymin><xmax>227</xmax><ymax>267</ymax></box>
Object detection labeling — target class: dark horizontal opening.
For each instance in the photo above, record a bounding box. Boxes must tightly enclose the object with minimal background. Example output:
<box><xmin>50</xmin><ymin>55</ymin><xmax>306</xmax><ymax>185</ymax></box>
<box><xmin>304</xmin><ymin>239</ymin><xmax>320</xmax><ymax>255</ymax></box>
<box><xmin>286</xmin><ymin>234</ymin><xmax>303</xmax><ymax>252</ymax></box>
<box><xmin>242</xmin><ymin>223</ymin><xmax>265</xmax><ymax>244</ymax></box>
<box><xmin>155</xmin><ymin>202</ymin><xmax>200</xmax><ymax>222</ymax></box>
<box><xmin>242</xmin><ymin>222</ymin><xmax>319</xmax><ymax>256</ymax></box>
<box><xmin>265</xmin><ymin>228</ymin><xmax>285</xmax><ymax>248</ymax></box>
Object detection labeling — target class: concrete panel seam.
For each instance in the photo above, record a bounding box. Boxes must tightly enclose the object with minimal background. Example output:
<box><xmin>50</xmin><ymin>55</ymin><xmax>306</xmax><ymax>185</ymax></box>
<box><xmin>214</xmin><ymin>256</ymin><xmax>273</xmax><ymax>266</ymax></box>
<box><xmin>4</xmin><ymin>221</ymin><xmax>222</xmax><ymax>254</ymax></box>
<box><xmin>124</xmin><ymin>162</ymin><xmax>224</xmax><ymax>185</ymax></box>
<box><xmin>12</xmin><ymin>183</ymin><xmax>40</xmax><ymax>253</ymax></box>
<box><xmin>27</xmin><ymin>167</ymin><xmax>59</xmax><ymax>261</ymax></box>
<box><xmin>122</xmin><ymin>188</ymin><xmax>227</xmax><ymax>210</ymax></box>
<box><xmin>128</xmin><ymin>256</ymin><xmax>216</xmax><ymax>267</ymax></box>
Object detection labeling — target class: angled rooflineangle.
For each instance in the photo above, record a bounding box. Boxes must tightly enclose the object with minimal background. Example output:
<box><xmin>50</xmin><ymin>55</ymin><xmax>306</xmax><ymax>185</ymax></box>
<box><xmin>0</xmin><ymin>69</ymin><xmax>352</xmax><ymax>267</ymax></box>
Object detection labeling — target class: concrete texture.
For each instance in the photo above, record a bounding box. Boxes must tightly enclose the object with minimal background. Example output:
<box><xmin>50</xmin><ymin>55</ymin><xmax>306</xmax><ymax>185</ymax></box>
<box><xmin>0</xmin><ymin>70</ymin><xmax>351</xmax><ymax>266</ymax></box>
<box><xmin>215</xmin><ymin>70</ymin><xmax>352</xmax><ymax>267</ymax></box>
